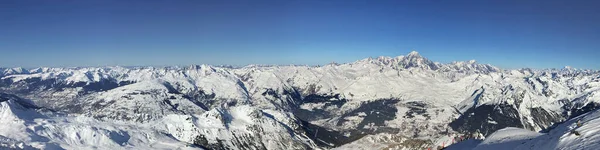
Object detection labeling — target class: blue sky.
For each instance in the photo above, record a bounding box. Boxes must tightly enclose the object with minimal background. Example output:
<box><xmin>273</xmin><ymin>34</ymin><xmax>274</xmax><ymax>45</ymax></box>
<box><xmin>1</xmin><ymin>0</ymin><xmax>599</xmax><ymax>69</ymax></box>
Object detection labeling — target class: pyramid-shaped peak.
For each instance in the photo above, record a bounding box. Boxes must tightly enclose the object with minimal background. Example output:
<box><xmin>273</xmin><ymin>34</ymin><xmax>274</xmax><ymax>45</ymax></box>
<box><xmin>407</xmin><ymin>51</ymin><xmax>421</xmax><ymax>57</ymax></box>
<box><xmin>396</xmin><ymin>51</ymin><xmax>439</xmax><ymax>70</ymax></box>
<box><xmin>403</xmin><ymin>51</ymin><xmax>429</xmax><ymax>61</ymax></box>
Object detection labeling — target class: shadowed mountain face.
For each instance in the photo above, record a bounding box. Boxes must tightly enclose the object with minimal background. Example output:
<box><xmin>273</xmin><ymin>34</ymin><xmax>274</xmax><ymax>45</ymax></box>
<box><xmin>1</xmin><ymin>52</ymin><xmax>599</xmax><ymax>149</ymax></box>
<box><xmin>0</xmin><ymin>93</ymin><xmax>39</xmax><ymax>109</ymax></box>
<box><xmin>450</xmin><ymin>104</ymin><xmax>524</xmax><ymax>136</ymax></box>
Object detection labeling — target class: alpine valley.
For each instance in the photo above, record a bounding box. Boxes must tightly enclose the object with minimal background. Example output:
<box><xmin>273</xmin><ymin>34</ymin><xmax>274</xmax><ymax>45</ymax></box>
<box><xmin>1</xmin><ymin>51</ymin><xmax>599</xmax><ymax>150</ymax></box>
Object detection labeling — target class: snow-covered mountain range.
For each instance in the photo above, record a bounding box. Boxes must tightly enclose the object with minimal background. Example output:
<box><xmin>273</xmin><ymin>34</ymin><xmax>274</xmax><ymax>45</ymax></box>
<box><xmin>1</xmin><ymin>51</ymin><xmax>599</xmax><ymax>149</ymax></box>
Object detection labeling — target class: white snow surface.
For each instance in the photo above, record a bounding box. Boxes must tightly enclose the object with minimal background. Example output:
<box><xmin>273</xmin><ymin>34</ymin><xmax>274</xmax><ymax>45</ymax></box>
<box><xmin>0</xmin><ymin>97</ymin><xmax>198</xmax><ymax>149</ymax></box>
<box><xmin>446</xmin><ymin>109</ymin><xmax>600</xmax><ymax>150</ymax></box>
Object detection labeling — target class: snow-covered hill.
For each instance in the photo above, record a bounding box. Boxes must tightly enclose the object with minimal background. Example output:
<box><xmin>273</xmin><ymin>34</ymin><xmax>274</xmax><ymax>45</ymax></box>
<box><xmin>1</xmin><ymin>51</ymin><xmax>599</xmax><ymax>149</ymax></box>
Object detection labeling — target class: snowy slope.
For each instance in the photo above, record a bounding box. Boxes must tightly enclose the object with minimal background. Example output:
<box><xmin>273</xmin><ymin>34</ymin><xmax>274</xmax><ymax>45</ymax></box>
<box><xmin>449</xmin><ymin>108</ymin><xmax>600</xmax><ymax>150</ymax></box>
<box><xmin>473</xmin><ymin>127</ymin><xmax>541</xmax><ymax>150</ymax></box>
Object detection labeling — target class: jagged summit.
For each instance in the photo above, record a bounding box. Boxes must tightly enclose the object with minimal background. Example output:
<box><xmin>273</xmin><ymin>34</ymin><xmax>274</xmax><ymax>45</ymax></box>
<box><xmin>188</xmin><ymin>64</ymin><xmax>201</xmax><ymax>70</ymax></box>
<box><xmin>187</xmin><ymin>64</ymin><xmax>214</xmax><ymax>70</ymax></box>
<box><xmin>563</xmin><ymin>66</ymin><xmax>575</xmax><ymax>71</ymax></box>
<box><xmin>406</xmin><ymin>51</ymin><xmax>421</xmax><ymax>57</ymax></box>
<box><xmin>186</xmin><ymin>64</ymin><xmax>219</xmax><ymax>76</ymax></box>
<box><xmin>352</xmin><ymin>51</ymin><xmax>437</xmax><ymax>70</ymax></box>
<box><xmin>351</xmin><ymin>51</ymin><xmax>498</xmax><ymax>73</ymax></box>
<box><xmin>398</xmin><ymin>51</ymin><xmax>439</xmax><ymax>70</ymax></box>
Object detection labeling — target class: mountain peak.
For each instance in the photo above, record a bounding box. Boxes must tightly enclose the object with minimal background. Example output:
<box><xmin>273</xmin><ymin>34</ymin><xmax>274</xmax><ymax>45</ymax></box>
<box><xmin>398</xmin><ymin>51</ymin><xmax>439</xmax><ymax>70</ymax></box>
<box><xmin>407</xmin><ymin>51</ymin><xmax>421</xmax><ymax>57</ymax></box>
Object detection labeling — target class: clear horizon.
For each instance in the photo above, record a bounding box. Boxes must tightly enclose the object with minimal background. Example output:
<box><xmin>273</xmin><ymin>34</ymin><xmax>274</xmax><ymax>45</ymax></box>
<box><xmin>1</xmin><ymin>0</ymin><xmax>599</xmax><ymax>69</ymax></box>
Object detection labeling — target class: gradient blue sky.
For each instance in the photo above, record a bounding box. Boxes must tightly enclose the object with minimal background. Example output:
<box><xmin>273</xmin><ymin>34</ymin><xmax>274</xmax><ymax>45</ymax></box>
<box><xmin>1</xmin><ymin>0</ymin><xmax>599</xmax><ymax>69</ymax></box>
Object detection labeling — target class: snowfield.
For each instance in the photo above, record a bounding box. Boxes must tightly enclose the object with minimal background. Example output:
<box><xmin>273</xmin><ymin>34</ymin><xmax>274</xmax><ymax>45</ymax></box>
<box><xmin>1</xmin><ymin>51</ymin><xmax>600</xmax><ymax>149</ymax></box>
